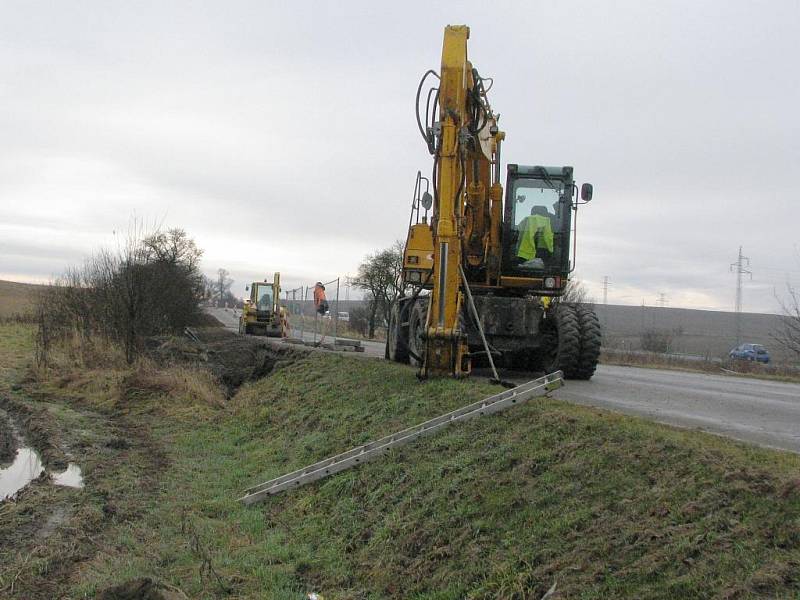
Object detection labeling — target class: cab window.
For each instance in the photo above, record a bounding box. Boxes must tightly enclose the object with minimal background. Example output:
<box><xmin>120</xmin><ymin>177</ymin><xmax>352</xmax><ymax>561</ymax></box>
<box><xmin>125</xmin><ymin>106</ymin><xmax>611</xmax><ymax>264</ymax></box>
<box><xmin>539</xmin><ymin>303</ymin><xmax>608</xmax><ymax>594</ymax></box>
<box><xmin>510</xmin><ymin>178</ymin><xmax>565</xmax><ymax>270</ymax></box>
<box><xmin>255</xmin><ymin>285</ymin><xmax>273</xmax><ymax>310</ymax></box>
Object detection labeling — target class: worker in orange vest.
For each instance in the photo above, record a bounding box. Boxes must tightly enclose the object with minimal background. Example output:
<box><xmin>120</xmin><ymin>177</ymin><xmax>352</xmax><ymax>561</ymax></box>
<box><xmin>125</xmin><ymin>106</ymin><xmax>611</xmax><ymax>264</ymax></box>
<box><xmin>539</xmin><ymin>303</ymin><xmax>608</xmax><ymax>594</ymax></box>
<box><xmin>313</xmin><ymin>282</ymin><xmax>330</xmax><ymax>344</ymax></box>
<box><xmin>313</xmin><ymin>282</ymin><xmax>329</xmax><ymax>315</ymax></box>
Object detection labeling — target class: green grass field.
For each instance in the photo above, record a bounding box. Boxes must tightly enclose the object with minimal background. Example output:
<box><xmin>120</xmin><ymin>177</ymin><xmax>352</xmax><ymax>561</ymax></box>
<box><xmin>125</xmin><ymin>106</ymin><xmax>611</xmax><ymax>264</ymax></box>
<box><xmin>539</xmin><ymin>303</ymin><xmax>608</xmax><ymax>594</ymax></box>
<box><xmin>1</xmin><ymin>324</ymin><xmax>799</xmax><ymax>598</ymax></box>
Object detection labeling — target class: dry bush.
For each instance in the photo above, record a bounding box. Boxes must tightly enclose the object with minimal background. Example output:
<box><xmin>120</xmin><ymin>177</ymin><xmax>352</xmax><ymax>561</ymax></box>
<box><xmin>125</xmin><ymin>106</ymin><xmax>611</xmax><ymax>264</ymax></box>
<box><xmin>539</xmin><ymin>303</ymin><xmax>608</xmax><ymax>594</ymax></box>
<box><xmin>641</xmin><ymin>328</ymin><xmax>673</xmax><ymax>353</ymax></box>
<box><xmin>774</xmin><ymin>283</ymin><xmax>800</xmax><ymax>360</ymax></box>
<box><xmin>121</xmin><ymin>360</ymin><xmax>226</xmax><ymax>420</ymax></box>
<box><xmin>36</xmin><ymin>226</ymin><xmax>205</xmax><ymax>366</ymax></box>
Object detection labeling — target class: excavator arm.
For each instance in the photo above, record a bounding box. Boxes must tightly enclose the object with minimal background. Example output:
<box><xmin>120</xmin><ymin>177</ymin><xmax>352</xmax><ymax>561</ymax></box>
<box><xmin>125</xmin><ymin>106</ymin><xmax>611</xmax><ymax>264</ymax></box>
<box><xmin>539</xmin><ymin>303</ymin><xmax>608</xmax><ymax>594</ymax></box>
<box><xmin>423</xmin><ymin>25</ymin><xmax>503</xmax><ymax>378</ymax></box>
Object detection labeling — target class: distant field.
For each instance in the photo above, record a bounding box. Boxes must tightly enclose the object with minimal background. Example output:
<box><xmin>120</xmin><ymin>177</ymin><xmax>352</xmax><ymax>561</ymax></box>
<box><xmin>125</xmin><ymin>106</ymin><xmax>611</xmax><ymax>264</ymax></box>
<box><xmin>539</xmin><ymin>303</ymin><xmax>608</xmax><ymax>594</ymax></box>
<box><xmin>0</xmin><ymin>279</ymin><xmax>41</xmax><ymax>319</ymax></box>
<box><xmin>595</xmin><ymin>303</ymin><xmax>795</xmax><ymax>363</ymax></box>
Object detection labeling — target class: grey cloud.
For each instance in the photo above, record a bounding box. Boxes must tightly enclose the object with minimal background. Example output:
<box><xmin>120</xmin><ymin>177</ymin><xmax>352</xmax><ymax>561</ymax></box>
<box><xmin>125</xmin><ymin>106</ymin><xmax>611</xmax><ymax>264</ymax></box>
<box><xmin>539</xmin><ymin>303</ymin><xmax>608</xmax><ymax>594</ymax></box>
<box><xmin>1</xmin><ymin>0</ymin><xmax>798</xmax><ymax>314</ymax></box>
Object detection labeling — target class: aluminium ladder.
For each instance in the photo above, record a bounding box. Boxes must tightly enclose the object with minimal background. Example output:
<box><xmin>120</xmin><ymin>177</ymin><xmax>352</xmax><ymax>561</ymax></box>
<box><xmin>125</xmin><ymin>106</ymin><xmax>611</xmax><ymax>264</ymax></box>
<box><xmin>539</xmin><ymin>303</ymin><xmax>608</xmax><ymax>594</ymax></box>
<box><xmin>239</xmin><ymin>371</ymin><xmax>564</xmax><ymax>505</ymax></box>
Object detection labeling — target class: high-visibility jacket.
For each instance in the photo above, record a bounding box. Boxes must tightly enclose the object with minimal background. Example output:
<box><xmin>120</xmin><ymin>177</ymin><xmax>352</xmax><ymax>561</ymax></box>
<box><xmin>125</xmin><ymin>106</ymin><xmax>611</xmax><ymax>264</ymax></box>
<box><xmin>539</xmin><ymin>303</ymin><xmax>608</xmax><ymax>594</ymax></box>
<box><xmin>516</xmin><ymin>215</ymin><xmax>554</xmax><ymax>260</ymax></box>
<box><xmin>313</xmin><ymin>285</ymin><xmax>327</xmax><ymax>311</ymax></box>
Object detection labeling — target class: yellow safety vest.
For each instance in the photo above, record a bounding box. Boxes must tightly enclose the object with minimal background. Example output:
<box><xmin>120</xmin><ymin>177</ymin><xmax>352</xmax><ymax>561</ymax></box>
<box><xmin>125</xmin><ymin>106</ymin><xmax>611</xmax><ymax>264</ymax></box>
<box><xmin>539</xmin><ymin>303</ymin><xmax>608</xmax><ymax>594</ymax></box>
<box><xmin>517</xmin><ymin>215</ymin><xmax>554</xmax><ymax>260</ymax></box>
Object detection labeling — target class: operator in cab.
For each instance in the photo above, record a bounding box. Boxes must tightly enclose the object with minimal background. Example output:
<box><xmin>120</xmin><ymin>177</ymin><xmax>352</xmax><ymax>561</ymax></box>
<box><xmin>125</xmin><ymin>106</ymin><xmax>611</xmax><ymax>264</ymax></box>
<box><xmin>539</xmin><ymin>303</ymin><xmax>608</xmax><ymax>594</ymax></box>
<box><xmin>516</xmin><ymin>202</ymin><xmax>555</xmax><ymax>268</ymax></box>
<box><xmin>256</xmin><ymin>287</ymin><xmax>273</xmax><ymax>312</ymax></box>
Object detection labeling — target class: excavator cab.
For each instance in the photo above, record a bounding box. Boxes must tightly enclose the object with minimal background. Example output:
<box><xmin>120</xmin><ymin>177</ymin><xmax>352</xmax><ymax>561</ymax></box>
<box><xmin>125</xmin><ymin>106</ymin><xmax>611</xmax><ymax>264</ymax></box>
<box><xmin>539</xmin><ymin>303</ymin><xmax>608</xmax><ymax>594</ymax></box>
<box><xmin>502</xmin><ymin>165</ymin><xmax>574</xmax><ymax>293</ymax></box>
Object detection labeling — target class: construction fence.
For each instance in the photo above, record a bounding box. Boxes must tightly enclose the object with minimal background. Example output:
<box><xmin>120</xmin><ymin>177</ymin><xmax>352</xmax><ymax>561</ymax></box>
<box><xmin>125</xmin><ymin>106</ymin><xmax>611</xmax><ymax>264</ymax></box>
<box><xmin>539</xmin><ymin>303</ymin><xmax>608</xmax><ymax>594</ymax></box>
<box><xmin>283</xmin><ymin>278</ymin><xmax>345</xmax><ymax>346</ymax></box>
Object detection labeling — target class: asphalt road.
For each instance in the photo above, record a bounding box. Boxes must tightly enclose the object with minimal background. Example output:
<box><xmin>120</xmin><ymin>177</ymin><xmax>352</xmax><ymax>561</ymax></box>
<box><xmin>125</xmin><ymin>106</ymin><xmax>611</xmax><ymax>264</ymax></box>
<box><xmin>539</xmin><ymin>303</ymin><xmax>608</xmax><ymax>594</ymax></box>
<box><xmin>206</xmin><ymin>307</ymin><xmax>800</xmax><ymax>453</ymax></box>
<box><xmin>553</xmin><ymin>366</ymin><xmax>800</xmax><ymax>454</ymax></box>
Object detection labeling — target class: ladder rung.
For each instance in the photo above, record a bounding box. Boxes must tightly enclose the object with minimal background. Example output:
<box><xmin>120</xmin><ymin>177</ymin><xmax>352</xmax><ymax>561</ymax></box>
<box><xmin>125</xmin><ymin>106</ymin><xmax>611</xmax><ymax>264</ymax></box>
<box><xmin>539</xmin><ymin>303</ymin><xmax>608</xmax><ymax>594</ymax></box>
<box><xmin>239</xmin><ymin>371</ymin><xmax>563</xmax><ymax>505</ymax></box>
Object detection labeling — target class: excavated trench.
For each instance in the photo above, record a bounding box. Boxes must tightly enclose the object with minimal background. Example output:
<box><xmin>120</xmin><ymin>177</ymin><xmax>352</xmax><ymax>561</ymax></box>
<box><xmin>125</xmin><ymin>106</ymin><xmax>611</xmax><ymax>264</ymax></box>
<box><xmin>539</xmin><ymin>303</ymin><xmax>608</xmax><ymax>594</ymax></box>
<box><xmin>3</xmin><ymin>327</ymin><xmax>299</xmax><ymax>502</ymax></box>
<box><xmin>146</xmin><ymin>327</ymin><xmax>307</xmax><ymax>396</ymax></box>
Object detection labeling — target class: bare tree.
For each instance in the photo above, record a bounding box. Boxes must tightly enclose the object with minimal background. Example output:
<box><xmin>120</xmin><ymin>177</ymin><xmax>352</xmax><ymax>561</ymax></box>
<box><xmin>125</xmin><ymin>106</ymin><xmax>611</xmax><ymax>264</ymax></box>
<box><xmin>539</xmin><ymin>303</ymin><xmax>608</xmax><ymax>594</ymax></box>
<box><xmin>560</xmin><ymin>278</ymin><xmax>593</xmax><ymax>305</ymax></box>
<box><xmin>354</xmin><ymin>241</ymin><xmax>404</xmax><ymax>338</ymax></box>
<box><xmin>215</xmin><ymin>268</ymin><xmax>234</xmax><ymax>307</ymax></box>
<box><xmin>775</xmin><ymin>283</ymin><xmax>800</xmax><ymax>358</ymax></box>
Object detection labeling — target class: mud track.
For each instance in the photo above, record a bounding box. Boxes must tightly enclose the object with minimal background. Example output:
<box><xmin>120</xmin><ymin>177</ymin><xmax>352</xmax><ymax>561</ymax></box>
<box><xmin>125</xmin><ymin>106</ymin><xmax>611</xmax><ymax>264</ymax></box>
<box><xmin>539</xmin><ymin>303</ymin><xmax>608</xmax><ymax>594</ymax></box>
<box><xmin>0</xmin><ymin>386</ymin><xmax>168</xmax><ymax>599</ymax></box>
<box><xmin>1</xmin><ymin>326</ymin><xmax>308</xmax><ymax>598</ymax></box>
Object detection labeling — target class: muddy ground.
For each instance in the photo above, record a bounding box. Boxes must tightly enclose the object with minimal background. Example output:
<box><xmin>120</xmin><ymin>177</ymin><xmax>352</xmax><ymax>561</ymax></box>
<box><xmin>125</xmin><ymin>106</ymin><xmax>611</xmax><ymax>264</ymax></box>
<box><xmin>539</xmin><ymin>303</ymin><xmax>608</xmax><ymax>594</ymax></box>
<box><xmin>0</xmin><ymin>386</ymin><xmax>168</xmax><ymax>598</ymax></box>
<box><xmin>0</xmin><ymin>325</ymin><xmax>306</xmax><ymax>598</ymax></box>
<box><xmin>0</xmin><ymin>412</ymin><xmax>16</xmax><ymax>464</ymax></box>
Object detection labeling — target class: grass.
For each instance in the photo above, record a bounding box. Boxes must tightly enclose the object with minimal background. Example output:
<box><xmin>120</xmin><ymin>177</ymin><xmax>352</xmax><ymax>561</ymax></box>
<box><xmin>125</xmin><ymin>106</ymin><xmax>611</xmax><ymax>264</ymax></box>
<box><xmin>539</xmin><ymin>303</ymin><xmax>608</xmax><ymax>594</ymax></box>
<box><xmin>2</xmin><ymin>323</ymin><xmax>800</xmax><ymax>598</ymax></box>
<box><xmin>0</xmin><ymin>323</ymin><xmax>35</xmax><ymax>394</ymax></box>
<box><xmin>0</xmin><ymin>279</ymin><xmax>41</xmax><ymax>321</ymax></box>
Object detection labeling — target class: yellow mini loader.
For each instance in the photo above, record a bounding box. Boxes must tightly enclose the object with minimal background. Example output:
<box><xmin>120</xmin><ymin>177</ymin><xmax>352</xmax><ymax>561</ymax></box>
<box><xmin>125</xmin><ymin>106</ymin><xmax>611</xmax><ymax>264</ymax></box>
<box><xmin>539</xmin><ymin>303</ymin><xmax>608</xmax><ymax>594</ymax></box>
<box><xmin>239</xmin><ymin>273</ymin><xmax>287</xmax><ymax>337</ymax></box>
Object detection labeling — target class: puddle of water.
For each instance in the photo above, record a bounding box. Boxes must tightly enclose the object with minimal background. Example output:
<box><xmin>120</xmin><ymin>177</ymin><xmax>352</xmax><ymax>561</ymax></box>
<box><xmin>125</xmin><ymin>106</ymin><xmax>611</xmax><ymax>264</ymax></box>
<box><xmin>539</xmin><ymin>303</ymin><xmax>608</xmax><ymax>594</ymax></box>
<box><xmin>0</xmin><ymin>446</ymin><xmax>84</xmax><ymax>501</ymax></box>
<box><xmin>0</xmin><ymin>447</ymin><xmax>44</xmax><ymax>500</ymax></box>
<box><xmin>52</xmin><ymin>463</ymin><xmax>84</xmax><ymax>488</ymax></box>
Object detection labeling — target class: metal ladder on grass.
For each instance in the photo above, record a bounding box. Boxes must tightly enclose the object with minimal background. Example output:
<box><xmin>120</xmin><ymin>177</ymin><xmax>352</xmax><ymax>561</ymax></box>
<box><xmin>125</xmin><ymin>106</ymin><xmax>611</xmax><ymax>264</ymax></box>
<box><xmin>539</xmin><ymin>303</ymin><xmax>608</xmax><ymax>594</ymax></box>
<box><xmin>239</xmin><ymin>371</ymin><xmax>564</xmax><ymax>505</ymax></box>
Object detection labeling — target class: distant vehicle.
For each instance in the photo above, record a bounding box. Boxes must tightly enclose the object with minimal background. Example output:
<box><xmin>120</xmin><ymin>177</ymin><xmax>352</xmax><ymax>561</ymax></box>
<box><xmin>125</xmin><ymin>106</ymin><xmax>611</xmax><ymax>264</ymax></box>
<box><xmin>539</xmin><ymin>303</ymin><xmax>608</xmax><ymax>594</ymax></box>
<box><xmin>729</xmin><ymin>343</ymin><xmax>770</xmax><ymax>363</ymax></box>
<box><xmin>323</xmin><ymin>311</ymin><xmax>350</xmax><ymax>322</ymax></box>
<box><xmin>240</xmin><ymin>274</ymin><xmax>287</xmax><ymax>337</ymax></box>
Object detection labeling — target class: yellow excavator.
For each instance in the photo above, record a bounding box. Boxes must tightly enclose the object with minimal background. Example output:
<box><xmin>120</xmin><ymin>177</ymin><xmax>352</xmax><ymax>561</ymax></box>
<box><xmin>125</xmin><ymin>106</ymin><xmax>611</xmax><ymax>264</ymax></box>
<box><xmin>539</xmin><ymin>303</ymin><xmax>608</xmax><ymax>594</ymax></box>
<box><xmin>239</xmin><ymin>273</ymin><xmax>287</xmax><ymax>337</ymax></box>
<box><xmin>386</xmin><ymin>25</ymin><xmax>600</xmax><ymax>380</ymax></box>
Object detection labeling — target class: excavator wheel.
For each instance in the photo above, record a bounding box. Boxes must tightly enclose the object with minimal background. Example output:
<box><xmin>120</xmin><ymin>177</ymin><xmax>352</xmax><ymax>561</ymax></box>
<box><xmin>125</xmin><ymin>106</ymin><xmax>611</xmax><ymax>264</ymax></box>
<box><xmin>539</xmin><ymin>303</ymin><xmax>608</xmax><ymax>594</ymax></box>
<box><xmin>408</xmin><ymin>300</ymin><xmax>428</xmax><ymax>368</ymax></box>
<box><xmin>386</xmin><ymin>300</ymin><xmax>410</xmax><ymax>363</ymax></box>
<box><xmin>570</xmin><ymin>305</ymin><xmax>602</xmax><ymax>380</ymax></box>
<box><xmin>538</xmin><ymin>303</ymin><xmax>580</xmax><ymax>377</ymax></box>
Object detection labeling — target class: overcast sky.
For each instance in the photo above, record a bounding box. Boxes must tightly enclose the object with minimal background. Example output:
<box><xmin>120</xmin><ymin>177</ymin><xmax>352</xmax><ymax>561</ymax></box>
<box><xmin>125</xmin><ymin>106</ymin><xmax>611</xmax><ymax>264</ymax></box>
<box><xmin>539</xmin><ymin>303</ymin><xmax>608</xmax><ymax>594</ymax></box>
<box><xmin>1</xmin><ymin>0</ymin><xmax>799</xmax><ymax>312</ymax></box>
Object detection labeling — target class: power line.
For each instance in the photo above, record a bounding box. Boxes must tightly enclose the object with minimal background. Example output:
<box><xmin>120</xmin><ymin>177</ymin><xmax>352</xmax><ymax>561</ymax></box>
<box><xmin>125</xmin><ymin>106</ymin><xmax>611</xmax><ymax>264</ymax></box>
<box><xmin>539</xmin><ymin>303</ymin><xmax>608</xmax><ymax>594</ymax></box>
<box><xmin>730</xmin><ymin>245</ymin><xmax>752</xmax><ymax>344</ymax></box>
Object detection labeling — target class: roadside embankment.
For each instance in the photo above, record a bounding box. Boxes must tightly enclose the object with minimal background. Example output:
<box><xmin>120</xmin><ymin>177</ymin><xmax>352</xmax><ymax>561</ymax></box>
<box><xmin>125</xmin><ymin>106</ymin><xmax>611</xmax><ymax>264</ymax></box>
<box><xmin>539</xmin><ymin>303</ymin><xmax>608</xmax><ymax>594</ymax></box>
<box><xmin>2</xmin><ymin>321</ymin><xmax>799</xmax><ymax>598</ymax></box>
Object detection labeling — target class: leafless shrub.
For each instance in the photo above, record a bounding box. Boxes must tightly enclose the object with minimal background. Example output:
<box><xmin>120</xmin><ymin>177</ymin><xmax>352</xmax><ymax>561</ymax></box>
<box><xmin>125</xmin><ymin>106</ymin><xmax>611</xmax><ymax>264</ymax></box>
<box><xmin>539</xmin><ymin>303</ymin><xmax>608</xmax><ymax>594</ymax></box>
<box><xmin>36</xmin><ymin>225</ymin><xmax>205</xmax><ymax>366</ymax></box>
<box><xmin>774</xmin><ymin>283</ymin><xmax>800</xmax><ymax>359</ymax></box>
<box><xmin>560</xmin><ymin>278</ymin><xmax>593</xmax><ymax>306</ymax></box>
<box><xmin>641</xmin><ymin>329</ymin><xmax>673</xmax><ymax>353</ymax></box>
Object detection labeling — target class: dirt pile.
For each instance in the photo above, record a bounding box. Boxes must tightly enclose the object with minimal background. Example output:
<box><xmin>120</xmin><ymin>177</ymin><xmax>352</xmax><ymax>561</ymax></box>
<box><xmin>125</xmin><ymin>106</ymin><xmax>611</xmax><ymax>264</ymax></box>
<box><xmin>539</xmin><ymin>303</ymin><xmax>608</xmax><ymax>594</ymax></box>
<box><xmin>146</xmin><ymin>327</ymin><xmax>306</xmax><ymax>395</ymax></box>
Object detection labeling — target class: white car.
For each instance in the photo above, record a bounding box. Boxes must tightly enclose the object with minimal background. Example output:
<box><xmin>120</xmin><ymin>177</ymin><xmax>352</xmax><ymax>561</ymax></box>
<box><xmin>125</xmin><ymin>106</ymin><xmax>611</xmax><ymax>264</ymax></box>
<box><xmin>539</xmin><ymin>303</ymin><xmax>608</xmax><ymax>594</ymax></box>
<box><xmin>323</xmin><ymin>311</ymin><xmax>349</xmax><ymax>322</ymax></box>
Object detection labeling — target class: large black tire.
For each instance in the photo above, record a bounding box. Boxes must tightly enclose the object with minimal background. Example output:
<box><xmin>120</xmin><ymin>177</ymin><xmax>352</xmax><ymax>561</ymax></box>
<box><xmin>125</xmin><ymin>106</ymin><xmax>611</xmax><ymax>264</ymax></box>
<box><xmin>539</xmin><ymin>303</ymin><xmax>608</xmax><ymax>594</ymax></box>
<box><xmin>386</xmin><ymin>300</ymin><xmax>410</xmax><ymax>363</ymax></box>
<box><xmin>539</xmin><ymin>303</ymin><xmax>580</xmax><ymax>377</ymax></box>
<box><xmin>408</xmin><ymin>300</ymin><xmax>428</xmax><ymax>368</ymax></box>
<box><xmin>571</xmin><ymin>305</ymin><xmax>602</xmax><ymax>380</ymax></box>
